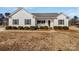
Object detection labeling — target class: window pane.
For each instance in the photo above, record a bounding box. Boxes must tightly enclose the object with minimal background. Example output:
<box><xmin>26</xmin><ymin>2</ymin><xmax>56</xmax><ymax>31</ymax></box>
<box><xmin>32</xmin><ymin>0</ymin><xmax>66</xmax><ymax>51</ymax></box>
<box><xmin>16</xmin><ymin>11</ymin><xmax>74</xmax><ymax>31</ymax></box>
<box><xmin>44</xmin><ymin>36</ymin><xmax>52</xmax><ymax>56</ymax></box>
<box><xmin>37</xmin><ymin>20</ymin><xmax>45</xmax><ymax>24</ymax></box>
<box><xmin>13</xmin><ymin>19</ymin><xmax>19</xmax><ymax>25</ymax></box>
<box><xmin>58</xmin><ymin>20</ymin><xmax>64</xmax><ymax>25</ymax></box>
<box><xmin>25</xmin><ymin>19</ymin><xmax>31</xmax><ymax>25</ymax></box>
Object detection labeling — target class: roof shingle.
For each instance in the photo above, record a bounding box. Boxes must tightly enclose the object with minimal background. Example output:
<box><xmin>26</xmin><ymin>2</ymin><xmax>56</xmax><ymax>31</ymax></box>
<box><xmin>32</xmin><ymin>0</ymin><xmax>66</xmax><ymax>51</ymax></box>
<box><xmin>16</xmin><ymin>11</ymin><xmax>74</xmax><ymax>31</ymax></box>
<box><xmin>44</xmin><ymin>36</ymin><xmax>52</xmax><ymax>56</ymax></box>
<box><xmin>32</xmin><ymin>13</ymin><xmax>59</xmax><ymax>17</ymax></box>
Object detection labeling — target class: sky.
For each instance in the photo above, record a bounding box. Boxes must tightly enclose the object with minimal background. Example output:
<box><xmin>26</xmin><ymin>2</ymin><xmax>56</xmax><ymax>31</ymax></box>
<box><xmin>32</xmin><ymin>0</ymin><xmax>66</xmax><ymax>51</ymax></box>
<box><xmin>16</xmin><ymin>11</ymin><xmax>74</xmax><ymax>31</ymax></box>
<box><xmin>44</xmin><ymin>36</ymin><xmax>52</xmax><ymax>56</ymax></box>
<box><xmin>0</xmin><ymin>7</ymin><xmax>79</xmax><ymax>18</ymax></box>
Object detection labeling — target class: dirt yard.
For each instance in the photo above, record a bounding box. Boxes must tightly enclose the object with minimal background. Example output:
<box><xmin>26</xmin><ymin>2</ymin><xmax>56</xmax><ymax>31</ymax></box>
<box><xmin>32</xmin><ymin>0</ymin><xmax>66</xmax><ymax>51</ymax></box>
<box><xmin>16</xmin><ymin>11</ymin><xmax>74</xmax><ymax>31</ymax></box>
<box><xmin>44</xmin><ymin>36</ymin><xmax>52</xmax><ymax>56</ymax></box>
<box><xmin>0</xmin><ymin>30</ymin><xmax>79</xmax><ymax>51</ymax></box>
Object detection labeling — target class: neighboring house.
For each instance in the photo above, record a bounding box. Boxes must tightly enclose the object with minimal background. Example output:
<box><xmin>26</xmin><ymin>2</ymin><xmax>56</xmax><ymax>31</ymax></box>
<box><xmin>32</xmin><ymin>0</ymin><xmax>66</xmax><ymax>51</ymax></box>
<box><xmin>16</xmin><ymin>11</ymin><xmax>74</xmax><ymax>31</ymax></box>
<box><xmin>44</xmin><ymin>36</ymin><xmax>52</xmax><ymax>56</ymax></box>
<box><xmin>75</xmin><ymin>20</ymin><xmax>79</xmax><ymax>27</ymax></box>
<box><xmin>8</xmin><ymin>8</ymin><xmax>69</xmax><ymax>28</ymax></box>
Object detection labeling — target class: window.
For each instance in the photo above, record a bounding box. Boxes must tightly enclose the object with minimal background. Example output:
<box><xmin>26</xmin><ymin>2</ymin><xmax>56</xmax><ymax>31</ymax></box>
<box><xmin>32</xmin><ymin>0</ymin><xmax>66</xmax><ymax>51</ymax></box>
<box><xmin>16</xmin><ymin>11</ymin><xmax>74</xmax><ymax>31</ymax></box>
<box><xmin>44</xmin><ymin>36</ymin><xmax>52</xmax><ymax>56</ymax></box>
<box><xmin>37</xmin><ymin>20</ymin><xmax>45</xmax><ymax>24</ymax></box>
<box><xmin>13</xmin><ymin>19</ymin><xmax>19</xmax><ymax>25</ymax></box>
<box><xmin>58</xmin><ymin>20</ymin><xmax>64</xmax><ymax>25</ymax></box>
<box><xmin>25</xmin><ymin>19</ymin><xmax>31</xmax><ymax>25</ymax></box>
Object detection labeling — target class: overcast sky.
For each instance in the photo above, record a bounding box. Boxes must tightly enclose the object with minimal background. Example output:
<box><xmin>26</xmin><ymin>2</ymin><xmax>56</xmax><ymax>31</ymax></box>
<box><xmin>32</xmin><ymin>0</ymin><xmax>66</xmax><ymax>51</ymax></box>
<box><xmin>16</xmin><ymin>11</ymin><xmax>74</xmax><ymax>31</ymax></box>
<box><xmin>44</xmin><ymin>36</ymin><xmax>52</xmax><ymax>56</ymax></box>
<box><xmin>0</xmin><ymin>7</ymin><xmax>78</xmax><ymax>18</ymax></box>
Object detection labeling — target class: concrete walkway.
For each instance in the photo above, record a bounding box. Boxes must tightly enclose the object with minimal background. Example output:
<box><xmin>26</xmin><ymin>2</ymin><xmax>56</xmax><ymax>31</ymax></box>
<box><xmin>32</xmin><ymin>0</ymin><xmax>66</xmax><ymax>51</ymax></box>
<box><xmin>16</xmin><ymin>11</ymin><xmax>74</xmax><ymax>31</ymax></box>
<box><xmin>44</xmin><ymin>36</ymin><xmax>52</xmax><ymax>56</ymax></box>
<box><xmin>0</xmin><ymin>27</ymin><xmax>5</xmax><ymax>32</ymax></box>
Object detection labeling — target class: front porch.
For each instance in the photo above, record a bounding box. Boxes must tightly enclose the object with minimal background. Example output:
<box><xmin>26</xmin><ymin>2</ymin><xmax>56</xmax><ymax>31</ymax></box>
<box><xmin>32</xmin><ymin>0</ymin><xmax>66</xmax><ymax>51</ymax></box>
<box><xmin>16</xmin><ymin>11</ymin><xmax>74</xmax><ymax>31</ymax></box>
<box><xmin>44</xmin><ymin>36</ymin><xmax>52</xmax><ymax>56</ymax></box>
<box><xmin>35</xmin><ymin>17</ymin><xmax>54</xmax><ymax>28</ymax></box>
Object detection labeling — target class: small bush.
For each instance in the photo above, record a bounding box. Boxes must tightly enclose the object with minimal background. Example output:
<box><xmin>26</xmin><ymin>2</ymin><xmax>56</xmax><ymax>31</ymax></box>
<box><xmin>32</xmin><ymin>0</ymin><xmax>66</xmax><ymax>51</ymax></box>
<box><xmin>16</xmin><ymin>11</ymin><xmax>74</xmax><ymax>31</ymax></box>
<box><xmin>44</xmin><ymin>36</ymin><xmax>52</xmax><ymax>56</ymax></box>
<box><xmin>63</xmin><ymin>26</ymin><xmax>69</xmax><ymax>30</ymax></box>
<box><xmin>12</xmin><ymin>26</ymin><xmax>18</xmax><ymax>29</ymax></box>
<box><xmin>54</xmin><ymin>26</ymin><xmax>69</xmax><ymax>30</ymax></box>
<box><xmin>6</xmin><ymin>26</ymin><xmax>12</xmax><ymax>30</ymax></box>
<box><xmin>35</xmin><ymin>26</ymin><xmax>38</xmax><ymax>30</ymax></box>
<box><xmin>6</xmin><ymin>26</ymin><xmax>18</xmax><ymax>30</ymax></box>
<box><xmin>30</xmin><ymin>26</ymin><xmax>37</xmax><ymax>30</ymax></box>
<box><xmin>24</xmin><ymin>27</ymin><xmax>30</xmax><ymax>30</ymax></box>
<box><xmin>58</xmin><ymin>26</ymin><xmax>63</xmax><ymax>30</ymax></box>
<box><xmin>39</xmin><ymin>26</ymin><xmax>48</xmax><ymax>29</ymax></box>
<box><xmin>18</xmin><ymin>26</ymin><xmax>24</xmax><ymax>30</ymax></box>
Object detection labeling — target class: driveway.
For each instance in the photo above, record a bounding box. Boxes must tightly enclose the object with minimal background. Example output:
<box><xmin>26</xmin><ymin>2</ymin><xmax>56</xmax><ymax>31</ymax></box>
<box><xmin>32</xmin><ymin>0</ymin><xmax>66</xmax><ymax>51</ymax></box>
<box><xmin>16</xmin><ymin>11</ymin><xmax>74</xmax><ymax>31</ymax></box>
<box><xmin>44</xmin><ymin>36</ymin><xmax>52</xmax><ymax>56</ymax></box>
<box><xmin>0</xmin><ymin>26</ymin><xmax>5</xmax><ymax>32</ymax></box>
<box><xmin>69</xmin><ymin>26</ymin><xmax>79</xmax><ymax>31</ymax></box>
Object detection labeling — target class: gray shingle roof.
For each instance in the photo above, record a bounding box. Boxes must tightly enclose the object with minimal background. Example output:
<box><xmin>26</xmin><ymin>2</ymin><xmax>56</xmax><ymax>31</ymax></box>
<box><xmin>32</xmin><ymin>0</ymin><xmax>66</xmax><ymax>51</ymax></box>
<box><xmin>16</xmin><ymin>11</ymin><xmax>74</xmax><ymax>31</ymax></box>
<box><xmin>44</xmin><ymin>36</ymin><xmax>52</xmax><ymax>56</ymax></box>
<box><xmin>9</xmin><ymin>7</ymin><xmax>63</xmax><ymax>18</ymax></box>
<box><xmin>32</xmin><ymin>13</ymin><xmax>59</xmax><ymax>17</ymax></box>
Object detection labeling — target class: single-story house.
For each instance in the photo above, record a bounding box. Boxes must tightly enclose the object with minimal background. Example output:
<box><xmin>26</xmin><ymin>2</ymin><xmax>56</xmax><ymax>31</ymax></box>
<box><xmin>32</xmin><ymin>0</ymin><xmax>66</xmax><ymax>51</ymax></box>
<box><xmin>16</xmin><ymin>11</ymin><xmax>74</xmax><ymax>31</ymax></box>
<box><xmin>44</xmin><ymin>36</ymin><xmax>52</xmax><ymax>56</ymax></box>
<box><xmin>8</xmin><ymin>8</ymin><xmax>69</xmax><ymax>28</ymax></box>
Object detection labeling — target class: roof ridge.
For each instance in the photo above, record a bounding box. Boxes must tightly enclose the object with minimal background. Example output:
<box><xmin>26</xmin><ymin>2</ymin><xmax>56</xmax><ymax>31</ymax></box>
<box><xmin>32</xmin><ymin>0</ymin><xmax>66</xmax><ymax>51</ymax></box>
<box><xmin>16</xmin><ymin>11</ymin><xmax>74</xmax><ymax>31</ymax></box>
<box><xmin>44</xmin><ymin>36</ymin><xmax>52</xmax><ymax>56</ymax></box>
<box><xmin>10</xmin><ymin>7</ymin><xmax>24</xmax><ymax>17</ymax></box>
<box><xmin>32</xmin><ymin>13</ymin><xmax>59</xmax><ymax>14</ymax></box>
<box><xmin>32</xmin><ymin>13</ymin><xmax>59</xmax><ymax>17</ymax></box>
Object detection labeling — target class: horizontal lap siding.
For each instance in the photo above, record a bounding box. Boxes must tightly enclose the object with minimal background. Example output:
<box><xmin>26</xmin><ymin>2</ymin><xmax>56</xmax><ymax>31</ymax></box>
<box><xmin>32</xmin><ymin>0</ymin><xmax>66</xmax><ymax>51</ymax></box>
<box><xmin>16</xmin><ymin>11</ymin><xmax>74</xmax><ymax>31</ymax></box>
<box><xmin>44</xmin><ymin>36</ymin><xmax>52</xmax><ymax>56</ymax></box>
<box><xmin>53</xmin><ymin>14</ymin><xmax>69</xmax><ymax>27</ymax></box>
<box><xmin>9</xmin><ymin>9</ymin><xmax>35</xmax><ymax>26</ymax></box>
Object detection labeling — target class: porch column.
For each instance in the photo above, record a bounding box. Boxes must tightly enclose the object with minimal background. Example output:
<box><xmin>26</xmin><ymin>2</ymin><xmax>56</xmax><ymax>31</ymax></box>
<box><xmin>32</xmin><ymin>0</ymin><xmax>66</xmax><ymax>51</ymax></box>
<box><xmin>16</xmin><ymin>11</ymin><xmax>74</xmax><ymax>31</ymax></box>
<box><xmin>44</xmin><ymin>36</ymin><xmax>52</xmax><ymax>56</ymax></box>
<box><xmin>31</xmin><ymin>18</ymin><xmax>36</xmax><ymax>26</ymax></box>
<box><xmin>50</xmin><ymin>20</ymin><xmax>54</xmax><ymax>28</ymax></box>
<box><xmin>45</xmin><ymin>20</ymin><xmax>48</xmax><ymax>26</ymax></box>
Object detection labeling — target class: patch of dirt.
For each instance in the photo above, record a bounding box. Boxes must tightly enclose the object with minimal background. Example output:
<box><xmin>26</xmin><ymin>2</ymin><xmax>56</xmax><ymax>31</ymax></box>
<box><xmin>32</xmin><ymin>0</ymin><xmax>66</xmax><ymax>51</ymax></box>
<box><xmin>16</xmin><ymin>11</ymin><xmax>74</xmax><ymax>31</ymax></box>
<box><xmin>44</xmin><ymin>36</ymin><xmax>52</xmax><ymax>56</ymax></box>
<box><xmin>0</xmin><ymin>32</ymin><xmax>54</xmax><ymax>51</ymax></box>
<box><xmin>0</xmin><ymin>30</ymin><xmax>79</xmax><ymax>51</ymax></box>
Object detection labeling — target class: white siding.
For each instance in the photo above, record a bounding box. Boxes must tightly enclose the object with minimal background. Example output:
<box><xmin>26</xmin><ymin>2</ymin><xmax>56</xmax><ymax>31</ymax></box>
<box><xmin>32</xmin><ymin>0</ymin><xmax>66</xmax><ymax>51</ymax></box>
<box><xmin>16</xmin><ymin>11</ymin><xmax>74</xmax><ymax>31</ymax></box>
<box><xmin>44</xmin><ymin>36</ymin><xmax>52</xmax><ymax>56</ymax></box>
<box><xmin>53</xmin><ymin>14</ymin><xmax>69</xmax><ymax>27</ymax></box>
<box><xmin>9</xmin><ymin>10</ymin><xmax>69</xmax><ymax>28</ymax></box>
<box><xmin>9</xmin><ymin>9</ymin><xmax>35</xmax><ymax>27</ymax></box>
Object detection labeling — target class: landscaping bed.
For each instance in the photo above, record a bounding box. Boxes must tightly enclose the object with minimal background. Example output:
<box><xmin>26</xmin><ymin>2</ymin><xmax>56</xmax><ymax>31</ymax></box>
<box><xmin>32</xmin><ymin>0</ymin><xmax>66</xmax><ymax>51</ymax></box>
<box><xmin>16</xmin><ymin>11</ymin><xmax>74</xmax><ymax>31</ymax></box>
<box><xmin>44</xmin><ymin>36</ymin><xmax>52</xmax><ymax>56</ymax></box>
<box><xmin>5</xmin><ymin>26</ymin><xmax>69</xmax><ymax>30</ymax></box>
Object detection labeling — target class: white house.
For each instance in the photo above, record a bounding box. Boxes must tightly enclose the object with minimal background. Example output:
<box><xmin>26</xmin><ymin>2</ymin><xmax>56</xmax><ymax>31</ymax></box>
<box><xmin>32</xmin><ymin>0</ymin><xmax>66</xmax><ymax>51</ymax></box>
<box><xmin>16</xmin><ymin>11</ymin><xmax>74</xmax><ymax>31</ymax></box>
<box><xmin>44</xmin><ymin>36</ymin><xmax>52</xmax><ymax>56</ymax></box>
<box><xmin>8</xmin><ymin>8</ymin><xmax>69</xmax><ymax>28</ymax></box>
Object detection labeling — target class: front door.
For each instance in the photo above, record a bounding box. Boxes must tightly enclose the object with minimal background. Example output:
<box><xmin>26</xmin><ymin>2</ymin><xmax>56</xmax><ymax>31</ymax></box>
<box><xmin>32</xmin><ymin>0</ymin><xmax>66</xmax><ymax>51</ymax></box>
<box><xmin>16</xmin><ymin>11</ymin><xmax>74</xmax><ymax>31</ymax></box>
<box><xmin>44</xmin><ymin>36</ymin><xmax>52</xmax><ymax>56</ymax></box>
<box><xmin>48</xmin><ymin>20</ymin><xmax>50</xmax><ymax>27</ymax></box>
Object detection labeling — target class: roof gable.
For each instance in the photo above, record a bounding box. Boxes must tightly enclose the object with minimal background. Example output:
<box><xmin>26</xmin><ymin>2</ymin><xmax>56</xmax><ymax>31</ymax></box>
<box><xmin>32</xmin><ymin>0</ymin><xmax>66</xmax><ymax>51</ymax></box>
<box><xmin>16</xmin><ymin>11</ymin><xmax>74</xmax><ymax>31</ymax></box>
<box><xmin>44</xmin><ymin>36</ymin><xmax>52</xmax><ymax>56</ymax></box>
<box><xmin>9</xmin><ymin>7</ymin><xmax>33</xmax><ymax>17</ymax></box>
<box><xmin>57</xmin><ymin>13</ymin><xmax>69</xmax><ymax>19</ymax></box>
<box><xmin>10</xmin><ymin>7</ymin><xmax>23</xmax><ymax>17</ymax></box>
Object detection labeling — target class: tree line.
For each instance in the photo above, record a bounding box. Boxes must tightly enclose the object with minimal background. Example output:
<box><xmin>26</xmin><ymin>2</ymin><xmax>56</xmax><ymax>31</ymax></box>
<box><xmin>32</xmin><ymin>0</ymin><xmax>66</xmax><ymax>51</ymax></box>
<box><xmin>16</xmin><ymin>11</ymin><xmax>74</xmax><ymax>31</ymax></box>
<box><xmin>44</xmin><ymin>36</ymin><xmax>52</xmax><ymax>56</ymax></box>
<box><xmin>69</xmin><ymin>16</ymin><xmax>79</xmax><ymax>26</ymax></box>
<box><xmin>0</xmin><ymin>13</ymin><xmax>10</xmax><ymax>25</ymax></box>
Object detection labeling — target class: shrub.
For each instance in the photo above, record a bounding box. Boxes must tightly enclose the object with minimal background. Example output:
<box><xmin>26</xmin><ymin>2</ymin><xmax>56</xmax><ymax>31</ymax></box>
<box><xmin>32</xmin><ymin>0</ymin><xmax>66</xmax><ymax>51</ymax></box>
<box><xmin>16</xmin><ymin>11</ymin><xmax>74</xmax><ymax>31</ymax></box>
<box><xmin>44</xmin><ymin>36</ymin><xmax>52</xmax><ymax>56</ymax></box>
<box><xmin>34</xmin><ymin>26</ymin><xmax>38</xmax><ymax>30</ymax></box>
<box><xmin>6</xmin><ymin>26</ymin><xmax>18</xmax><ymax>30</ymax></box>
<box><xmin>12</xmin><ymin>26</ymin><xmax>18</xmax><ymax>29</ymax></box>
<box><xmin>30</xmin><ymin>26</ymin><xmax>37</xmax><ymax>30</ymax></box>
<box><xmin>18</xmin><ymin>26</ymin><xmax>24</xmax><ymax>30</ymax></box>
<box><xmin>54</xmin><ymin>26</ymin><xmax>69</xmax><ymax>30</ymax></box>
<box><xmin>24</xmin><ymin>27</ymin><xmax>30</xmax><ymax>30</ymax></box>
<box><xmin>6</xmin><ymin>26</ymin><xmax>12</xmax><ymax>30</ymax></box>
<box><xmin>63</xmin><ymin>26</ymin><xmax>69</xmax><ymax>30</ymax></box>
<box><xmin>58</xmin><ymin>26</ymin><xmax>63</xmax><ymax>30</ymax></box>
<box><xmin>39</xmin><ymin>26</ymin><xmax>48</xmax><ymax>29</ymax></box>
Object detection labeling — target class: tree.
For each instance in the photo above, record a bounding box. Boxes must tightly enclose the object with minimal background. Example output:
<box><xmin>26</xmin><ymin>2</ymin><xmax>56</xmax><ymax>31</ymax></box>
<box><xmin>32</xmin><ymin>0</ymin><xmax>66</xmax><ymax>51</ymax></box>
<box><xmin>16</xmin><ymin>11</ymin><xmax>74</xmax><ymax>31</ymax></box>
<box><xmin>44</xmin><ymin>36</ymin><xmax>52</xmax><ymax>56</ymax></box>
<box><xmin>0</xmin><ymin>13</ymin><xmax>4</xmax><ymax>25</ymax></box>
<box><xmin>5</xmin><ymin>13</ymin><xmax>10</xmax><ymax>17</ymax></box>
<box><xmin>70</xmin><ymin>16</ymin><xmax>78</xmax><ymax>25</ymax></box>
<box><xmin>0</xmin><ymin>13</ymin><xmax>4</xmax><ymax>19</ymax></box>
<box><xmin>0</xmin><ymin>13</ymin><xmax>10</xmax><ymax>26</ymax></box>
<box><xmin>3</xmin><ymin>13</ymin><xmax>11</xmax><ymax>25</ymax></box>
<box><xmin>74</xmin><ymin>16</ymin><xmax>78</xmax><ymax>20</ymax></box>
